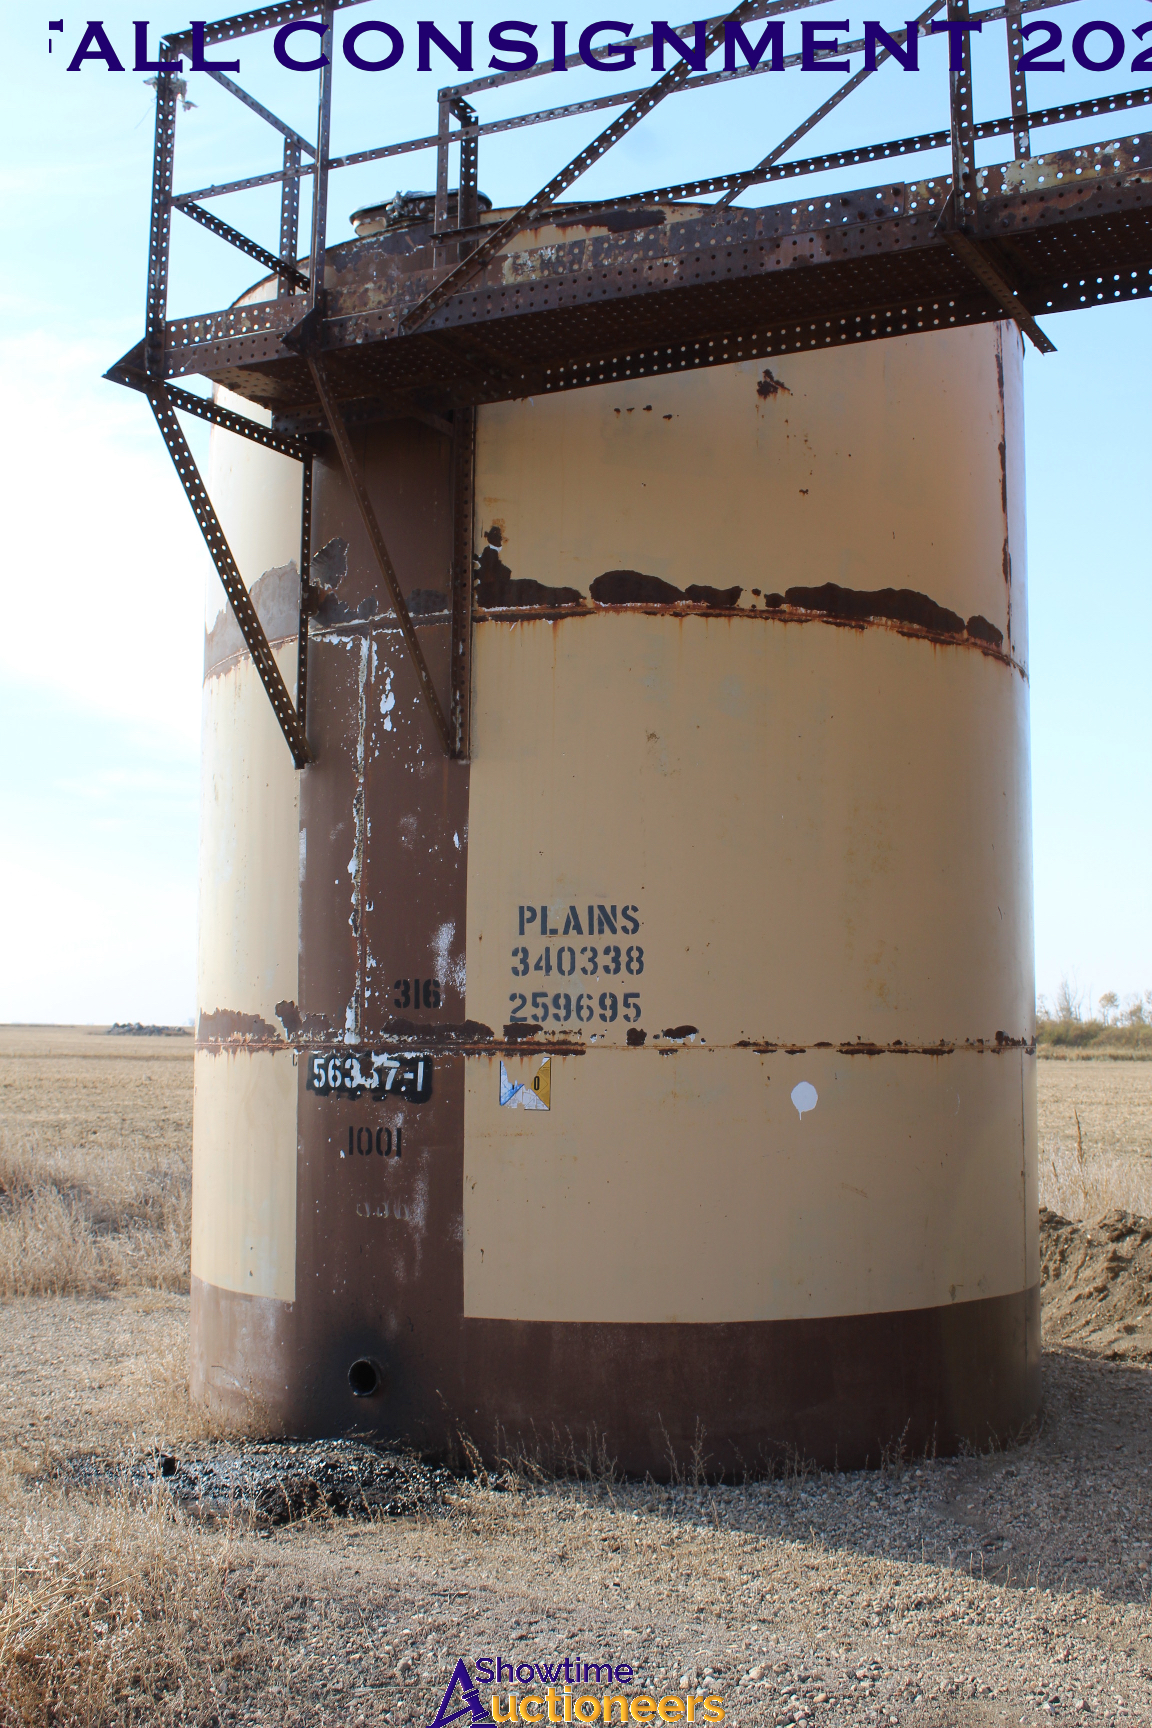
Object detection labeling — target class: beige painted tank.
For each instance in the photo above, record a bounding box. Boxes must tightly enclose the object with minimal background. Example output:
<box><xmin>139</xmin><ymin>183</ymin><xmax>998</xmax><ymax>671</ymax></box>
<box><xmin>192</xmin><ymin>280</ymin><xmax>1039</xmax><ymax>1473</ymax></box>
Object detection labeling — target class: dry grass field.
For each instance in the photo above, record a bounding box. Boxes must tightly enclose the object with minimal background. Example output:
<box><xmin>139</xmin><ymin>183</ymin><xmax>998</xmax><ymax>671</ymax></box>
<box><xmin>1</xmin><ymin>1029</ymin><xmax>1151</xmax><ymax>1728</ymax></box>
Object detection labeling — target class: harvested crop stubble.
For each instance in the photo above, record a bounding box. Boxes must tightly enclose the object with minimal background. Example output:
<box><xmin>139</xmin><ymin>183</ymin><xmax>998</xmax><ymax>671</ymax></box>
<box><xmin>0</xmin><ymin>1027</ymin><xmax>192</xmax><ymax>1297</ymax></box>
<box><xmin>0</xmin><ymin>1467</ymin><xmax>274</xmax><ymax>1728</ymax></box>
<box><xmin>1037</xmin><ymin>1059</ymin><xmax>1152</xmax><ymax>1220</ymax></box>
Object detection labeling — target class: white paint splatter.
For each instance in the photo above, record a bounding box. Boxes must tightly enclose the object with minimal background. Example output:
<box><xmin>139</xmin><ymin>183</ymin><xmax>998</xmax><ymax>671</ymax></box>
<box><xmin>791</xmin><ymin>1080</ymin><xmax>818</xmax><ymax>1120</ymax></box>
<box><xmin>379</xmin><ymin>665</ymin><xmax>396</xmax><ymax>731</ymax></box>
<box><xmin>432</xmin><ymin>919</ymin><xmax>465</xmax><ymax>994</ymax></box>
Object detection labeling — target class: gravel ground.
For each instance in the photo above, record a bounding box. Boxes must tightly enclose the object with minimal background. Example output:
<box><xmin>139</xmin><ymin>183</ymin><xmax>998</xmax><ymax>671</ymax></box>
<box><xmin>222</xmin><ymin>1338</ymin><xmax>1152</xmax><ymax>1728</ymax></box>
<box><xmin>3</xmin><ymin>1212</ymin><xmax>1151</xmax><ymax>1728</ymax></box>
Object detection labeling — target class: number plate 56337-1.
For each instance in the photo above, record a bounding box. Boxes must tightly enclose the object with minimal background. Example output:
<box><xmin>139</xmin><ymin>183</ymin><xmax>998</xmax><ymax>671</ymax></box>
<box><xmin>305</xmin><ymin>1051</ymin><xmax>432</xmax><ymax>1103</ymax></box>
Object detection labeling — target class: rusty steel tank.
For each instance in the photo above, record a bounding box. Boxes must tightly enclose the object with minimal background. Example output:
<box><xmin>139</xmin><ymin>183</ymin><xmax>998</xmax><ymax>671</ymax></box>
<box><xmin>192</xmin><ymin>203</ymin><xmax>1039</xmax><ymax>1473</ymax></box>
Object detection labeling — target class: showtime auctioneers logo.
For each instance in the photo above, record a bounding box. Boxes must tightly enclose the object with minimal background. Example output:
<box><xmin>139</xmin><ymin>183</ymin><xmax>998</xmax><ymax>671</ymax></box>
<box><xmin>425</xmin><ymin>1656</ymin><xmax>726</xmax><ymax>1728</ymax></box>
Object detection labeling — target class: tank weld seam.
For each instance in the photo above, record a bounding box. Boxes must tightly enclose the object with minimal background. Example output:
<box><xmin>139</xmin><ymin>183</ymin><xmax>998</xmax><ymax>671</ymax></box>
<box><xmin>195</xmin><ymin>1037</ymin><xmax>290</xmax><ymax>1052</ymax></box>
<box><xmin>207</xmin><ymin>604</ymin><xmax>1027</xmax><ymax>675</ymax></box>
<box><xmin>730</xmin><ymin>1036</ymin><xmax>1036</xmax><ymax>1056</ymax></box>
<box><xmin>204</xmin><ymin>617</ymin><xmax>414</xmax><ymax>683</ymax></box>
<box><xmin>193</xmin><ymin>1035</ymin><xmax>1037</xmax><ymax>1055</ymax></box>
<box><xmin>471</xmin><ymin>602</ymin><xmax>1027</xmax><ymax>670</ymax></box>
<box><xmin>204</xmin><ymin>630</ymin><xmax>301</xmax><ymax>683</ymax></box>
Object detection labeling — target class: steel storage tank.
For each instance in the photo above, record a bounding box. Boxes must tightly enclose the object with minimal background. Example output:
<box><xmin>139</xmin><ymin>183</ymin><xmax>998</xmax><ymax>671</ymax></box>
<box><xmin>191</xmin><ymin>207</ymin><xmax>1039</xmax><ymax>1472</ymax></box>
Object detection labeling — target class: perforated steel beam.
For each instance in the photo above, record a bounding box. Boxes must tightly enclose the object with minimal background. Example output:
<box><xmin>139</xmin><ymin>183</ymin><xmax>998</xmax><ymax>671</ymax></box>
<box><xmin>147</xmin><ymin>384</ymin><xmax>310</xmax><ymax>766</ymax></box>
<box><xmin>104</xmin><ymin>350</ymin><xmax>309</xmax><ymax>457</ymax></box>
<box><xmin>450</xmin><ymin>405</ymin><xmax>477</xmax><ymax>760</ymax></box>
<box><xmin>399</xmin><ymin>0</ymin><xmax>766</xmax><ymax>335</ymax></box>
<box><xmin>177</xmin><ymin>198</ymin><xmax>309</xmax><ymax>290</ymax></box>
<box><xmin>949</xmin><ymin>232</ymin><xmax>1056</xmax><ymax>352</ymax></box>
<box><xmin>718</xmin><ymin>0</ymin><xmax>945</xmax><ymax>207</ymax></box>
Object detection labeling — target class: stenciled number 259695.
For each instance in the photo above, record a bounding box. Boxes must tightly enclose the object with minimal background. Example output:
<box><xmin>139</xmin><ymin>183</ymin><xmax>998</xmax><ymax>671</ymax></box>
<box><xmin>508</xmin><ymin>989</ymin><xmax>640</xmax><ymax>1024</ymax></box>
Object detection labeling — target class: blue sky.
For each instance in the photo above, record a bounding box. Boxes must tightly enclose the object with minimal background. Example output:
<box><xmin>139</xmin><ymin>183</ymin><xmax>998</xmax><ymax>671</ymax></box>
<box><xmin>0</xmin><ymin>1</ymin><xmax>1148</xmax><ymax>1024</ymax></box>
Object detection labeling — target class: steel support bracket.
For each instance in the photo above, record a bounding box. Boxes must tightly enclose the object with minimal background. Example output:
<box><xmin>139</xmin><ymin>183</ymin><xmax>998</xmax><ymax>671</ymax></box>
<box><xmin>283</xmin><ymin>300</ymin><xmax>328</xmax><ymax>355</ymax></box>
<box><xmin>949</xmin><ymin>232</ymin><xmax>1057</xmax><ymax>353</ymax></box>
<box><xmin>105</xmin><ymin>349</ymin><xmax>311</xmax><ymax>459</ymax></box>
<box><xmin>146</xmin><ymin>382</ymin><xmax>312</xmax><ymax>767</ymax></box>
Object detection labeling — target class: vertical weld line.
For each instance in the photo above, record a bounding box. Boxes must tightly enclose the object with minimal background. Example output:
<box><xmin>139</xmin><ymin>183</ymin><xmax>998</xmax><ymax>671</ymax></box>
<box><xmin>999</xmin><ymin>323</ymin><xmax>1013</xmax><ymax>654</ymax></box>
<box><xmin>356</xmin><ymin>632</ymin><xmax>370</xmax><ymax>1041</ymax></box>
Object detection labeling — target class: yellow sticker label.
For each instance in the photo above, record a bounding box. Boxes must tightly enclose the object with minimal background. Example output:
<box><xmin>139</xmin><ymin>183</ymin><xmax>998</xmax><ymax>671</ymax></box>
<box><xmin>499</xmin><ymin>1057</ymin><xmax>550</xmax><ymax>1110</ymax></box>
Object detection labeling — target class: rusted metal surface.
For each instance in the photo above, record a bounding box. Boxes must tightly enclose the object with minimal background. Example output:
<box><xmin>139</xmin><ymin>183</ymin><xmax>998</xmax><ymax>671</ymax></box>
<box><xmin>398</xmin><ymin>0</ymin><xmax>767</xmax><ymax>335</ymax></box>
<box><xmin>1005</xmin><ymin>0</ymin><xmax>1030</xmax><ymax>161</ymax></box>
<box><xmin>307</xmin><ymin>10</ymin><xmax>333</xmax><ymax>315</ymax></box>
<box><xmin>277</xmin><ymin>138</ymin><xmax>302</xmax><ymax>297</ymax></box>
<box><xmin>114</xmin><ymin>0</ymin><xmax>1152</xmax><ymax>426</ymax></box>
<box><xmin>191</xmin><ymin>1269</ymin><xmax>1039</xmax><ymax>1474</ymax></box>
<box><xmin>296</xmin><ymin>455</ymin><xmax>313</xmax><ymax>747</ymax></box>
<box><xmin>141</xmin><ymin>0</ymin><xmax>1063</xmax><ymax>1467</ymax></box>
<box><xmin>143</xmin><ymin>67</ymin><xmax>177</xmax><ymax>375</ymax></box>
<box><xmin>947</xmin><ymin>0</ymin><xmax>979</xmax><ymax>230</ymax></box>
<box><xmin>102</xmin><ymin>356</ymin><xmax>309</xmax><ymax>459</ymax></box>
<box><xmin>306</xmin><ymin>355</ymin><xmax>453</xmax><ymax>755</ymax></box>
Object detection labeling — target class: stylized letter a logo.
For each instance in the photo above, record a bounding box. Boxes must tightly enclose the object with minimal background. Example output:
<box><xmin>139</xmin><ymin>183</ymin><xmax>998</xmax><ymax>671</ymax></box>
<box><xmin>424</xmin><ymin>1658</ymin><xmax>494</xmax><ymax>1728</ymax></box>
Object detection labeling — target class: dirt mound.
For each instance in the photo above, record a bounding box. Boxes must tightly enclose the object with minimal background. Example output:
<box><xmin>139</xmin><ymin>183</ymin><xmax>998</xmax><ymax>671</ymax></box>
<box><xmin>1040</xmin><ymin>1205</ymin><xmax>1152</xmax><ymax>1359</ymax></box>
<box><xmin>105</xmin><ymin>1022</ymin><xmax>191</xmax><ymax>1036</ymax></box>
<box><xmin>68</xmin><ymin>1438</ymin><xmax>454</xmax><ymax>1524</ymax></box>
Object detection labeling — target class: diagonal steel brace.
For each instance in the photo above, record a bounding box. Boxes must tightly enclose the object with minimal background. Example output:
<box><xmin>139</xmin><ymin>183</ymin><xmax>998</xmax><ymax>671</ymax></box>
<box><xmin>106</xmin><ymin>347</ymin><xmax>308</xmax><ymax>459</ymax></box>
<box><xmin>306</xmin><ymin>356</ymin><xmax>454</xmax><ymax>757</ymax></box>
<box><xmin>399</xmin><ymin>0</ymin><xmax>766</xmax><ymax>335</ymax></box>
<box><xmin>176</xmin><ymin>199</ymin><xmax>309</xmax><ymax>291</ymax></box>
<box><xmin>147</xmin><ymin>383</ymin><xmax>311</xmax><ymax>766</ymax></box>
<box><xmin>718</xmin><ymin>0</ymin><xmax>945</xmax><ymax>206</ymax></box>
<box><xmin>949</xmin><ymin>232</ymin><xmax>1056</xmax><ymax>353</ymax></box>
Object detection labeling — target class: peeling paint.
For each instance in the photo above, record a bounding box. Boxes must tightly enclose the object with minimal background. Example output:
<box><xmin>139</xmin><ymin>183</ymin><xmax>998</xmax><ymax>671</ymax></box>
<box><xmin>197</xmin><ymin>1008</ymin><xmax>284</xmax><ymax>1043</ymax></box>
<box><xmin>379</xmin><ymin>665</ymin><xmax>396</xmax><ymax>731</ymax></box>
<box><xmin>476</xmin><ymin>528</ymin><xmax>582</xmax><ymax>610</ymax></box>
<box><xmin>591</xmin><ymin>572</ymin><xmax>742</xmax><ymax>608</ymax></box>
<box><xmin>783</xmin><ymin>581</ymin><xmax>1003</xmax><ymax>650</ymax></box>
<box><xmin>756</xmin><ymin>367</ymin><xmax>792</xmax><ymax>400</ymax></box>
<box><xmin>274</xmin><ymin>999</ymin><xmax>336</xmax><ymax>1040</ymax></box>
<box><xmin>204</xmin><ymin>560</ymin><xmax>300</xmax><ymax>679</ymax></box>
